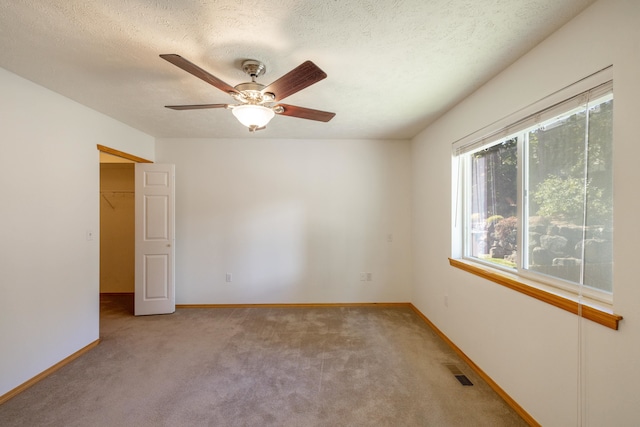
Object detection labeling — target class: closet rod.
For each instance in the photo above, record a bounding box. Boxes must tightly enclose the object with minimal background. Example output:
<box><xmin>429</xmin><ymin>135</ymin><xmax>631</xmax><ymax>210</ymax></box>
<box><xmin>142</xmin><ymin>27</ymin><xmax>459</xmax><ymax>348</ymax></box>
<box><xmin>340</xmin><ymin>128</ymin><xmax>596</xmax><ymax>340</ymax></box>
<box><xmin>100</xmin><ymin>191</ymin><xmax>134</xmax><ymax>193</ymax></box>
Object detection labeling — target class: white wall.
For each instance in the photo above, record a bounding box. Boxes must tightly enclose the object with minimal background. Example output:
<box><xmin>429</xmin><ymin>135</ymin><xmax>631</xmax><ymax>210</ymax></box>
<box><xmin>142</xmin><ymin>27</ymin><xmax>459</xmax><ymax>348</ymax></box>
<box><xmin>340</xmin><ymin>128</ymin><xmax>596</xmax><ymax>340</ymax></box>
<box><xmin>411</xmin><ymin>0</ymin><xmax>640</xmax><ymax>425</ymax></box>
<box><xmin>0</xmin><ymin>67</ymin><xmax>154</xmax><ymax>397</ymax></box>
<box><xmin>156</xmin><ymin>138</ymin><xmax>412</xmax><ymax>304</ymax></box>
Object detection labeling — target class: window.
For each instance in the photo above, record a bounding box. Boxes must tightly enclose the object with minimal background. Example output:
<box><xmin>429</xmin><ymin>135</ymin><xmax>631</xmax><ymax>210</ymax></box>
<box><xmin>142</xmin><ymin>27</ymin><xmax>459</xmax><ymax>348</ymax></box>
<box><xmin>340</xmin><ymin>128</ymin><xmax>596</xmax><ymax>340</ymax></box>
<box><xmin>454</xmin><ymin>74</ymin><xmax>613</xmax><ymax>302</ymax></box>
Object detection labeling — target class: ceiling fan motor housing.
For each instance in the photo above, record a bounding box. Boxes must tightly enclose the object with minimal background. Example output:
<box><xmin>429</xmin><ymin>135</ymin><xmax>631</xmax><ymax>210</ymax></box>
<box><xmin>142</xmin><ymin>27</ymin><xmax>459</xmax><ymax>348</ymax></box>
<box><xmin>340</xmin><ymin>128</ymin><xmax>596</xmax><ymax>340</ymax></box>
<box><xmin>232</xmin><ymin>82</ymin><xmax>274</xmax><ymax>104</ymax></box>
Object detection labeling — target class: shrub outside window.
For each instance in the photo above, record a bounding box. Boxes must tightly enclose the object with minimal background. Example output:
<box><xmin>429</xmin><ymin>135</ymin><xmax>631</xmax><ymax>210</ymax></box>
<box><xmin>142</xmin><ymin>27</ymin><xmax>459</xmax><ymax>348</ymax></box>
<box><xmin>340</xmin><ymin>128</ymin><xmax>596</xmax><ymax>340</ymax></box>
<box><xmin>456</xmin><ymin>81</ymin><xmax>613</xmax><ymax>300</ymax></box>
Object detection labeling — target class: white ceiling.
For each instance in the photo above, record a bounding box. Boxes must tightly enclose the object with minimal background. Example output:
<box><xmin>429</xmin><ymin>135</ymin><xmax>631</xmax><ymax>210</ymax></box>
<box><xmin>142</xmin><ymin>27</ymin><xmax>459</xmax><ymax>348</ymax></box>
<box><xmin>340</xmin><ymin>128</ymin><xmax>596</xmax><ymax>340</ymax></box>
<box><xmin>0</xmin><ymin>0</ymin><xmax>596</xmax><ymax>140</ymax></box>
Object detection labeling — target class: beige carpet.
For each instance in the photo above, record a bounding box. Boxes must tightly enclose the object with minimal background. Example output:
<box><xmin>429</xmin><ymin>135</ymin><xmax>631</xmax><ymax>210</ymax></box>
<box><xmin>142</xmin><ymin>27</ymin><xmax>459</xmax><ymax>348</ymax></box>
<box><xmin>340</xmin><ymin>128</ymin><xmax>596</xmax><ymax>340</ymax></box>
<box><xmin>0</xmin><ymin>295</ymin><xmax>527</xmax><ymax>426</ymax></box>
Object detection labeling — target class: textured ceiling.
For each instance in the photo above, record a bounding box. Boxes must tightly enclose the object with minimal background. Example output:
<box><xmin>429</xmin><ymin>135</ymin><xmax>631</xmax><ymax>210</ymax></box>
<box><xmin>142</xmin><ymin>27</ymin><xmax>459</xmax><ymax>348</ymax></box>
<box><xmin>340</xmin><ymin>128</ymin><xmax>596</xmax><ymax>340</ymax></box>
<box><xmin>0</xmin><ymin>0</ymin><xmax>596</xmax><ymax>140</ymax></box>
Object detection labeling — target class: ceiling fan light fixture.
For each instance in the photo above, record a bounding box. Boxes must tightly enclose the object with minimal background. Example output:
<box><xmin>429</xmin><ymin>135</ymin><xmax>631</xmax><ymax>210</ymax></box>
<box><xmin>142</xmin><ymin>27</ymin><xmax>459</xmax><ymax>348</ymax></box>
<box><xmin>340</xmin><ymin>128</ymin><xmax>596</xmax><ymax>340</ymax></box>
<box><xmin>232</xmin><ymin>104</ymin><xmax>275</xmax><ymax>129</ymax></box>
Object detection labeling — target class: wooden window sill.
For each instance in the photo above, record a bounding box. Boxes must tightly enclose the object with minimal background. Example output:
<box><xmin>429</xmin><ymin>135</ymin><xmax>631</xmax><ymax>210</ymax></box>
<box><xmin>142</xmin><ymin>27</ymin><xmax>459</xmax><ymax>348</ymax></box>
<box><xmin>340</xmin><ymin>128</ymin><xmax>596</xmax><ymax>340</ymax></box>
<box><xmin>449</xmin><ymin>258</ymin><xmax>622</xmax><ymax>330</ymax></box>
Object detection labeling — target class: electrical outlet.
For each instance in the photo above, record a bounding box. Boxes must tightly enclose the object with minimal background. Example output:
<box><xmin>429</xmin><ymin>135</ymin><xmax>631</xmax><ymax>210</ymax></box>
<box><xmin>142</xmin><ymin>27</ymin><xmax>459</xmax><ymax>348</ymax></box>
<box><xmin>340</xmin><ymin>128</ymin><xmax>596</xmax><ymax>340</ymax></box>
<box><xmin>444</xmin><ymin>295</ymin><xmax>449</xmax><ymax>307</ymax></box>
<box><xmin>225</xmin><ymin>273</ymin><xmax>233</xmax><ymax>283</ymax></box>
<box><xmin>366</xmin><ymin>272</ymin><xmax>373</xmax><ymax>281</ymax></box>
<box><xmin>360</xmin><ymin>272</ymin><xmax>366</xmax><ymax>281</ymax></box>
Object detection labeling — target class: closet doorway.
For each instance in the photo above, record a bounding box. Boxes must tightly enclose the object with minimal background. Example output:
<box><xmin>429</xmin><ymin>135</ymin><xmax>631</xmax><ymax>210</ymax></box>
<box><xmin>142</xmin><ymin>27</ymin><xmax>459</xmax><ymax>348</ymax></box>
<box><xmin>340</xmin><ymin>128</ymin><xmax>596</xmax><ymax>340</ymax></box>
<box><xmin>98</xmin><ymin>145</ymin><xmax>152</xmax><ymax>314</ymax></box>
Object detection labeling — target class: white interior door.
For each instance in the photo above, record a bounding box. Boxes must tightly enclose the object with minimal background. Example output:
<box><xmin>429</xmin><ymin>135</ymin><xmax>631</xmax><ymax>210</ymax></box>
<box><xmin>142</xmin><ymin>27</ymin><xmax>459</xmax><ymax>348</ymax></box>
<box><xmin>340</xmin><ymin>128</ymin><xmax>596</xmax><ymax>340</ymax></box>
<box><xmin>135</xmin><ymin>163</ymin><xmax>175</xmax><ymax>315</ymax></box>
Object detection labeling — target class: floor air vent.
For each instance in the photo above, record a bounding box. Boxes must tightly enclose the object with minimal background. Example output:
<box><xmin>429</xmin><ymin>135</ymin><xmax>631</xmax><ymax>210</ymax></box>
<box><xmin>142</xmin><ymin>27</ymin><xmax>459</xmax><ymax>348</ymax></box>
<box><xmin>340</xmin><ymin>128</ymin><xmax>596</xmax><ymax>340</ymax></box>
<box><xmin>445</xmin><ymin>364</ymin><xmax>474</xmax><ymax>386</ymax></box>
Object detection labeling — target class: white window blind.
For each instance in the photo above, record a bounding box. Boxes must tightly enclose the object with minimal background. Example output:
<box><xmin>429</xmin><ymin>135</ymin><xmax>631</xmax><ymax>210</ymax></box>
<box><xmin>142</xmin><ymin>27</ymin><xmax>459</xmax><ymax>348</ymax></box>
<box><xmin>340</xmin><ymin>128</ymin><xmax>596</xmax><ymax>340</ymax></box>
<box><xmin>453</xmin><ymin>66</ymin><xmax>613</xmax><ymax>156</ymax></box>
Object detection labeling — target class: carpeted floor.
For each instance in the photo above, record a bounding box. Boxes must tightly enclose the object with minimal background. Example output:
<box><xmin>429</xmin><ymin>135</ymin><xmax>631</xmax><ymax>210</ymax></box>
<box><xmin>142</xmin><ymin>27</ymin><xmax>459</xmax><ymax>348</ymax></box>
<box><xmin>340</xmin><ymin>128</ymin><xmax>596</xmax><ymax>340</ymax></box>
<box><xmin>0</xmin><ymin>295</ymin><xmax>527</xmax><ymax>426</ymax></box>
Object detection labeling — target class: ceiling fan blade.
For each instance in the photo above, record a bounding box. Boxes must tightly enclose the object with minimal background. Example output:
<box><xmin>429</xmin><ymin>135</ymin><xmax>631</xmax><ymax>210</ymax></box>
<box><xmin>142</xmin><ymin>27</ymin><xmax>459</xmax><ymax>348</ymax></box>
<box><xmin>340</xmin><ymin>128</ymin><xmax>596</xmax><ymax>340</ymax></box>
<box><xmin>165</xmin><ymin>104</ymin><xmax>228</xmax><ymax>110</ymax></box>
<box><xmin>263</xmin><ymin>61</ymin><xmax>327</xmax><ymax>101</ymax></box>
<box><xmin>160</xmin><ymin>54</ymin><xmax>238</xmax><ymax>95</ymax></box>
<box><xmin>276</xmin><ymin>104</ymin><xmax>335</xmax><ymax>122</ymax></box>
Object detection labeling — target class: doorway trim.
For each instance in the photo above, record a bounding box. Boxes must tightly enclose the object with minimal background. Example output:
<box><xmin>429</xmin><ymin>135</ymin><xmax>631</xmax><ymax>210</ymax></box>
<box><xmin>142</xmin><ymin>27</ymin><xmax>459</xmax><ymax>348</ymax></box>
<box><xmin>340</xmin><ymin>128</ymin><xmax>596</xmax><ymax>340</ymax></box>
<box><xmin>97</xmin><ymin>144</ymin><xmax>153</xmax><ymax>163</ymax></box>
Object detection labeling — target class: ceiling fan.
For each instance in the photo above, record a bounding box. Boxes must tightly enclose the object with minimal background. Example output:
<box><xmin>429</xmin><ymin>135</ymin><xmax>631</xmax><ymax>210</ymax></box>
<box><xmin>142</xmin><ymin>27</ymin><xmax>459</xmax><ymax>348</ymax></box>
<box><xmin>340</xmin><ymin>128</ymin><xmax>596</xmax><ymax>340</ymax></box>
<box><xmin>160</xmin><ymin>54</ymin><xmax>335</xmax><ymax>132</ymax></box>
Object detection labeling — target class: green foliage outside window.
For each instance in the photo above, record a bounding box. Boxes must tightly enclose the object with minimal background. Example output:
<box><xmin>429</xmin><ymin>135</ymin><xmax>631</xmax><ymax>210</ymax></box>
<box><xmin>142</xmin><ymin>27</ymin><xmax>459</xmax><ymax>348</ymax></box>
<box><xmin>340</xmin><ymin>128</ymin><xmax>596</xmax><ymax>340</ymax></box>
<box><xmin>532</xmin><ymin>176</ymin><xmax>611</xmax><ymax>225</ymax></box>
